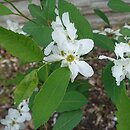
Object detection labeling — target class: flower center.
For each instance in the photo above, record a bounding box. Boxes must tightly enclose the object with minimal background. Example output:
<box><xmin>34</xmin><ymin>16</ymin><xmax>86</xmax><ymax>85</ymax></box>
<box><xmin>128</xmin><ymin>40</ymin><xmax>130</xmax><ymax>46</ymax></box>
<box><xmin>66</xmin><ymin>54</ymin><xmax>75</xmax><ymax>62</ymax></box>
<box><xmin>11</xmin><ymin>120</ymin><xmax>16</xmax><ymax>126</ymax></box>
<box><xmin>61</xmin><ymin>51</ymin><xmax>65</xmax><ymax>56</ymax></box>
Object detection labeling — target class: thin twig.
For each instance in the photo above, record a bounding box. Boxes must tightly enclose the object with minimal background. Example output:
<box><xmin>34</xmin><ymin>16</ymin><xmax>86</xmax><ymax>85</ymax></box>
<box><xmin>4</xmin><ymin>0</ymin><xmax>35</xmax><ymax>23</ymax></box>
<box><xmin>44</xmin><ymin>124</ymin><xmax>48</xmax><ymax>130</ymax></box>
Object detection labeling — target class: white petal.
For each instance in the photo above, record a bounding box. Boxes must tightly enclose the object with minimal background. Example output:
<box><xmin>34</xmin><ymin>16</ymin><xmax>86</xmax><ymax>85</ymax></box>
<box><xmin>93</xmin><ymin>30</ymin><xmax>100</xmax><ymax>33</ymax></box>
<box><xmin>99</xmin><ymin>55</ymin><xmax>115</xmax><ymax>61</ymax></box>
<box><xmin>6</xmin><ymin>20</ymin><xmax>19</xmax><ymax>32</ymax></box>
<box><xmin>13</xmin><ymin>124</ymin><xmax>20</xmax><ymax>130</ymax></box>
<box><xmin>62</xmin><ymin>12</ymin><xmax>70</xmax><ymax>27</ymax></box>
<box><xmin>115</xmin><ymin>42</ymin><xmax>130</xmax><ymax>58</ymax></box>
<box><xmin>62</xmin><ymin>12</ymin><xmax>77</xmax><ymax>41</ymax></box>
<box><xmin>1</xmin><ymin>119</ymin><xmax>11</xmax><ymax>125</ymax></box>
<box><xmin>44</xmin><ymin>42</ymin><xmax>55</xmax><ymax>55</ymax></box>
<box><xmin>44</xmin><ymin>54</ymin><xmax>63</xmax><ymax>62</ymax></box>
<box><xmin>68</xmin><ymin>62</ymin><xmax>79</xmax><ymax>82</ymax></box>
<box><xmin>8</xmin><ymin>109</ymin><xmax>20</xmax><ymax>119</ymax></box>
<box><xmin>19</xmin><ymin>123</ymin><xmax>25</xmax><ymax>130</ymax></box>
<box><xmin>20</xmin><ymin>105</ymin><xmax>30</xmax><ymax>112</ymax></box>
<box><xmin>104</xmin><ymin>28</ymin><xmax>114</xmax><ymax>34</ymax></box>
<box><xmin>54</xmin><ymin>8</ymin><xmax>59</xmax><ymax>15</ymax></box>
<box><xmin>112</xmin><ymin>64</ymin><xmax>125</xmax><ymax>86</ymax></box>
<box><xmin>61</xmin><ymin>60</ymin><xmax>68</xmax><ymax>67</ymax></box>
<box><xmin>51</xmin><ymin>16</ymin><xmax>63</xmax><ymax>30</ymax></box>
<box><xmin>24</xmin><ymin>113</ymin><xmax>31</xmax><ymax>121</ymax></box>
<box><xmin>124</xmin><ymin>23</ymin><xmax>130</xmax><ymax>29</ymax></box>
<box><xmin>66</xmin><ymin>23</ymin><xmax>77</xmax><ymax>41</ymax></box>
<box><xmin>51</xmin><ymin>45</ymin><xmax>59</xmax><ymax>54</ymax></box>
<box><xmin>4</xmin><ymin>126</ymin><xmax>9</xmax><ymax>130</ymax></box>
<box><xmin>16</xmin><ymin>116</ymin><xmax>25</xmax><ymax>123</ymax></box>
<box><xmin>62</xmin><ymin>41</ymin><xmax>79</xmax><ymax>53</ymax></box>
<box><xmin>124</xmin><ymin>62</ymin><xmax>130</xmax><ymax>73</ymax></box>
<box><xmin>114</xmin><ymin>29</ymin><xmax>122</xmax><ymax>37</ymax></box>
<box><xmin>52</xmin><ymin>29</ymin><xmax>67</xmax><ymax>44</ymax></box>
<box><xmin>76</xmin><ymin>39</ymin><xmax>94</xmax><ymax>55</ymax></box>
<box><xmin>76</xmin><ymin>61</ymin><xmax>94</xmax><ymax>78</ymax></box>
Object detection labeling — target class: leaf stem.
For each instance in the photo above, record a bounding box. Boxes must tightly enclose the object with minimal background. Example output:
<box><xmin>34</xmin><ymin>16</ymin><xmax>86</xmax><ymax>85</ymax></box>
<box><xmin>4</xmin><ymin>0</ymin><xmax>34</xmax><ymax>23</ymax></box>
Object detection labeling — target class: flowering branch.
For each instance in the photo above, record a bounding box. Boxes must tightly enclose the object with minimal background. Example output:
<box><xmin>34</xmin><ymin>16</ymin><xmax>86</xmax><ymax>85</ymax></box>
<box><xmin>4</xmin><ymin>0</ymin><xmax>35</xmax><ymax>23</ymax></box>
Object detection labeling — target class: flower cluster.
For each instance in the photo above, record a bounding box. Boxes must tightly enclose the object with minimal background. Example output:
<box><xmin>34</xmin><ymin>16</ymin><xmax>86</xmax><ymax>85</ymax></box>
<box><xmin>44</xmin><ymin>12</ymin><xmax>94</xmax><ymax>82</ymax></box>
<box><xmin>99</xmin><ymin>42</ymin><xmax>130</xmax><ymax>86</ymax></box>
<box><xmin>93</xmin><ymin>27</ymin><xmax>122</xmax><ymax>39</ymax></box>
<box><xmin>6</xmin><ymin>20</ymin><xmax>26</xmax><ymax>35</ymax></box>
<box><xmin>93</xmin><ymin>23</ymin><xmax>130</xmax><ymax>40</ymax></box>
<box><xmin>1</xmin><ymin>99</ymin><xmax>31</xmax><ymax>130</ymax></box>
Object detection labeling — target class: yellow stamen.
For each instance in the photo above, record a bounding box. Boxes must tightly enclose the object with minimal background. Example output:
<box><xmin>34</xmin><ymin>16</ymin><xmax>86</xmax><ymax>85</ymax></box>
<box><xmin>66</xmin><ymin>54</ymin><xmax>75</xmax><ymax>62</ymax></box>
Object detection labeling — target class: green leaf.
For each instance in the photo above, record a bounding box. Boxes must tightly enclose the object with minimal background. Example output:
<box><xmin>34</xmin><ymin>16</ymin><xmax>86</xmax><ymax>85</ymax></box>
<box><xmin>28</xmin><ymin>4</ymin><xmax>47</xmax><ymax>24</ymax></box>
<box><xmin>32</xmin><ymin>67</ymin><xmax>70</xmax><ymax>129</ymax></box>
<box><xmin>42</xmin><ymin>0</ymin><xmax>56</xmax><ymax>21</ymax></box>
<box><xmin>0</xmin><ymin>3</ymin><xmax>13</xmax><ymax>15</ymax></box>
<box><xmin>94</xmin><ymin>8</ymin><xmax>110</xmax><ymax>25</ymax></box>
<box><xmin>14</xmin><ymin>70</ymin><xmax>39</xmax><ymax>106</ymax></box>
<box><xmin>0</xmin><ymin>27</ymin><xmax>43</xmax><ymax>62</ymax></box>
<box><xmin>76</xmin><ymin>80</ymin><xmax>92</xmax><ymax>97</ymax></box>
<box><xmin>57</xmin><ymin>91</ymin><xmax>87</xmax><ymax>112</ymax></box>
<box><xmin>28</xmin><ymin>4</ymin><xmax>42</xmax><ymax>19</ymax></box>
<box><xmin>28</xmin><ymin>1</ymin><xmax>56</xmax><ymax>25</ymax></box>
<box><xmin>120</xmin><ymin>27</ymin><xmax>130</xmax><ymax>37</ymax></box>
<box><xmin>53</xmin><ymin>110</ymin><xmax>82</xmax><ymax>130</ymax></box>
<box><xmin>102</xmin><ymin>62</ymin><xmax>123</xmax><ymax>104</ymax></box>
<box><xmin>93</xmin><ymin>33</ymin><xmax>115</xmax><ymax>51</ymax></box>
<box><xmin>116</xmin><ymin>87</ymin><xmax>130</xmax><ymax>130</ymax></box>
<box><xmin>7</xmin><ymin>73</ymin><xmax>25</xmax><ymax>85</ymax></box>
<box><xmin>58</xmin><ymin>0</ymin><xmax>93</xmax><ymax>39</ymax></box>
<box><xmin>29</xmin><ymin>91</ymin><xmax>38</xmax><ymax>110</ymax></box>
<box><xmin>23</xmin><ymin>21</ymin><xmax>52</xmax><ymax>46</ymax></box>
<box><xmin>67</xmin><ymin>80</ymin><xmax>91</xmax><ymax>98</ymax></box>
<box><xmin>28</xmin><ymin>0</ymin><xmax>32</xmax><ymax>4</ymax></box>
<box><xmin>117</xmin><ymin>36</ymin><xmax>126</xmax><ymax>43</ymax></box>
<box><xmin>108</xmin><ymin>0</ymin><xmax>130</xmax><ymax>12</ymax></box>
<box><xmin>37</xmin><ymin>64</ymin><xmax>50</xmax><ymax>82</ymax></box>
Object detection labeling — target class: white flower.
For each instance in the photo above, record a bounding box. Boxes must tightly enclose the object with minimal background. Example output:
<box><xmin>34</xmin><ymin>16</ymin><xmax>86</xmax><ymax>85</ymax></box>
<box><xmin>124</xmin><ymin>23</ymin><xmax>130</xmax><ymax>29</ymax></box>
<box><xmin>99</xmin><ymin>42</ymin><xmax>130</xmax><ymax>86</ymax></box>
<box><xmin>112</xmin><ymin>58</ymin><xmax>130</xmax><ymax>86</ymax></box>
<box><xmin>1</xmin><ymin>108</ymin><xmax>25</xmax><ymax>130</ymax></box>
<box><xmin>44</xmin><ymin>12</ymin><xmax>94</xmax><ymax>82</ymax></box>
<box><xmin>93</xmin><ymin>28</ymin><xmax>122</xmax><ymax>40</ymax></box>
<box><xmin>44</xmin><ymin>40</ymin><xmax>94</xmax><ymax>82</ymax></box>
<box><xmin>114</xmin><ymin>29</ymin><xmax>122</xmax><ymax>40</ymax></box>
<box><xmin>17</xmin><ymin>99</ymin><xmax>31</xmax><ymax>122</ymax></box>
<box><xmin>104</xmin><ymin>28</ymin><xmax>114</xmax><ymax>34</ymax></box>
<box><xmin>51</xmin><ymin>12</ymin><xmax>77</xmax><ymax>42</ymax></box>
<box><xmin>6</xmin><ymin>20</ymin><xmax>26</xmax><ymax>35</ymax></box>
<box><xmin>114</xmin><ymin>42</ymin><xmax>130</xmax><ymax>59</ymax></box>
<box><xmin>93</xmin><ymin>29</ymin><xmax>106</xmax><ymax>35</ymax></box>
<box><xmin>1</xmin><ymin>99</ymin><xmax>31</xmax><ymax>130</ymax></box>
<box><xmin>104</xmin><ymin>28</ymin><xmax>122</xmax><ymax>39</ymax></box>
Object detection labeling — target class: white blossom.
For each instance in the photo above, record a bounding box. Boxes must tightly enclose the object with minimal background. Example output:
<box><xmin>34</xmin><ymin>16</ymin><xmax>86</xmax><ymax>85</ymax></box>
<box><xmin>6</xmin><ymin>20</ymin><xmax>26</xmax><ymax>35</ymax></box>
<box><xmin>17</xmin><ymin>99</ymin><xmax>31</xmax><ymax>122</ymax></box>
<box><xmin>104</xmin><ymin>28</ymin><xmax>114</xmax><ymax>34</ymax></box>
<box><xmin>93</xmin><ymin>29</ymin><xmax>106</xmax><ymax>35</ymax></box>
<box><xmin>124</xmin><ymin>23</ymin><xmax>130</xmax><ymax>29</ymax></box>
<box><xmin>1</xmin><ymin>109</ymin><xmax>25</xmax><ymax>130</ymax></box>
<box><xmin>93</xmin><ymin>28</ymin><xmax>122</xmax><ymax>40</ymax></box>
<box><xmin>114</xmin><ymin>42</ymin><xmax>130</xmax><ymax>59</ymax></box>
<box><xmin>44</xmin><ymin>12</ymin><xmax>94</xmax><ymax>82</ymax></box>
<box><xmin>1</xmin><ymin>99</ymin><xmax>31</xmax><ymax>130</ymax></box>
<box><xmin>99</xmin><ymin>43</ymin><xmax>130</xmax><ymax>86</ymax></box>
